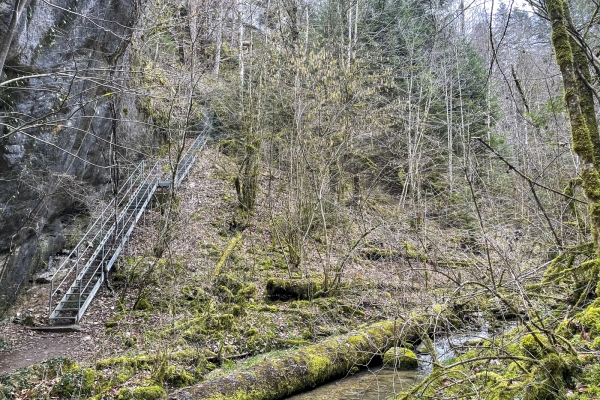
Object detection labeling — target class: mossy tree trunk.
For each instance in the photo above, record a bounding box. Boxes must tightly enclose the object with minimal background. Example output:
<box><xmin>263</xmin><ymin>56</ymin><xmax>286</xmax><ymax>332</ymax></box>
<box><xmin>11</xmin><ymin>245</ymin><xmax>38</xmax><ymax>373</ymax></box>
<box><xmin>234</xmin><ymin>132</ymin><xmax>261</xmax><ymax>214</ymax></box>
<box><xmin>169</xmin><ymin>317</ymin><xmax>433</xmax><ymax>400</ymax></box>
<box><xmin>233</xmin><ymin>48</ymin><xmax>262</xmax><ymax>227</ymax></box>
<box><xmin>546</xmin><ymin>0</ymin><xmax>600</xmax><ymax>253</ymax></box>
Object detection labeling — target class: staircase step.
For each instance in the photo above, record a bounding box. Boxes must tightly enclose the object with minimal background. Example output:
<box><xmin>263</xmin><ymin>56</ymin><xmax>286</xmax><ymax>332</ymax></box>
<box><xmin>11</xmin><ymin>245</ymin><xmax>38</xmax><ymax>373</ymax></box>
<box><xmin>65</xmin><ymin>294</ymin><xmax>90</xmax><ymax>298</ymax></box>
<box><xmin>63</xmin><ymin>300</ymin><xmax>81</xmax><ymax>305</ymax></box>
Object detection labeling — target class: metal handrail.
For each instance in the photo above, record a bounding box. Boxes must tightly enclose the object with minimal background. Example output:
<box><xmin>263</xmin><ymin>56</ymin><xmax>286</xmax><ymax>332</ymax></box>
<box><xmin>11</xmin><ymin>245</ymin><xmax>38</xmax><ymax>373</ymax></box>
<box><xmin>48</xmin><ymin>159</ymin><xmax>151</xmax><ymax>313</ymax></box>
<box><xmin>174</xmin><ymin>135</ymin><xmax>206</xmax><ymax>188</ymax></box>
<box><xmin>73</xmin><ymin>163</ymin><xmax>160</xmax><ymax>320</ymax></box>
<box><xmin>48</xmin><ymin>135</ymin><xmax>206</xmax><ymax>322</ymax></box>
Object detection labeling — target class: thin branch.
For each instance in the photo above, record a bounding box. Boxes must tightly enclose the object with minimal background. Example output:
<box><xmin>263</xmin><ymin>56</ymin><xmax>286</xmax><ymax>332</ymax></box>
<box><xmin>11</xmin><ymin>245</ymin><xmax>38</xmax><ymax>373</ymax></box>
<box><xmin>473</xmin><ymin>137</ymin><xmax>587</xmax><ymax>204</ymax></box>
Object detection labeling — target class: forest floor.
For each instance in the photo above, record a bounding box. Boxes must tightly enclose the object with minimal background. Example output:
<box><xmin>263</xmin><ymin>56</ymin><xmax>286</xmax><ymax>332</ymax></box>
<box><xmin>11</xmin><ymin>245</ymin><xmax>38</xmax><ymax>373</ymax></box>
<box><xmin>0</xmin><ymin>144</ymin><xmax>529</xmax><ymax>398</ymax></box>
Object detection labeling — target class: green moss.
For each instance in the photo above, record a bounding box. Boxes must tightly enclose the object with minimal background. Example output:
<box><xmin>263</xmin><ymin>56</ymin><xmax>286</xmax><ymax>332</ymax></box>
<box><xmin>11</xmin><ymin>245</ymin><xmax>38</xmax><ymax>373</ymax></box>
<box><xmin>290</xmin><ymin>300</ymin><xmax>311</xmax><ymax>309</ymax></box>
<box><xmin>237</xmin><ymin>283</ymin><xmax>257</xmax><ymax>300</ymax></box>
<box><xmin>525</xmin><ymin>353</ymin><xmax>568</xmax><ymax>400</ymax></box>
<box><xmin>218</xmin><ymin>285</ymin><xmax>235</xmax><ymax>302</ymax></box>
<box><xmin>117</xmin><ymin>387</ymin><xmax>133</xmax><ymax>399</ymax></box>
<box><xmin>172</xmin><ymin>318</ymin><xmax>423</xmax><ymax>399</ymax></box>
<box><xmin>402</xmin><ymin>241</ymin><xmax>427</xmax><ymax>260</ymax></box>
<box><xmin>96</xmin><ymin>355</ymin><xmax>153</xmax><ymax>371</ymax></box>
<box><xmin>215</xmin><ymin>273</ymin><xmax>244</xmax><ymax>294</ymax></box>
<box><xmin>50</xmin><ymin>367</ymin><xmax>97</xmax><ymax>397</ymax></box>
<box><xmin>556</xmin><ymin>320</ymin><xmax>575</xmax><ymax>339</ymax></box>
<box><xmin>164</xmin><ymin>365</ymin><xmax>195</xmax><ymax>387</ymax></box>
<box><xmin>218</xmin><ymin>314</ymin><xmax>235</xmax><ymax>330</ymax></box>
<box><xmin>134</xmin><ymin>297</ymin><xmax>151</xmax><ymax>310</ymax></box>
<box><xmin>181</xmin><ymin>286</ymin><xmax>209</xmax><ymax>302</ymax></box>
<box><xmin>253</xmin><ymin>304</ymin><xmax>279</xmax><ymax>312</ymax></box>
<box><xmin>258</xmin><ymin>257</ymin><xmax>287</xmax><ymax>271</ymax></box>
<box><xmin>582</xmin><ymin>170</ymin><xmax>600</xmax><ymax>202</ymax></box>
<box><xmin>244</xmin><ymin>328</ymin><xmax>259</xmax><ymax>339</ymax></box>
<box><xmin>551</xmin><ymin>18</ymin><xmax>573</xmax><ymax>67</ymax></box>
<box><xmin>520</xmin><ymin>334</ymin><xmax>551</xmax><ymax>358</ymax></box>
<box><xmin>266</xmin><ymin>277</ymin><xmax>322</xmax><ymax>300</ymax></box>
<box><xmin>131</xmin><ymin>385</ymin><xmax>167</xmax><ymax>399</ymax></box>
<box><xmin>340</xmin><ymin>305</ymin><xmax>365</xmax><ymax>316</ymax></box>
<box><xmin>232</xmin><ymin>304</ymin><xmax>245</xmax><ymax>316</ymax></box>
<box><xmin>361</xmin><ymin>244</ymin><xmax>398</xmax><ymax>260</ymax></box>
<box><xmin>116</xmin><ymin>384</ymin><xmax>166</xmax><ymax>399</ymax></box>
<box><xmin>383</xmin><ymin>347</ymin><xmax>418</xmax><ymax>370</ymax></box>
<box><xmin>106</xmin><ymin>319</ymin><xmax>119</xmax><ymax>328</ymax></box>
<box><xmin>578</xmin><ymin>306</ymin><xmax>600</xmax><ymax>336</ymax></box>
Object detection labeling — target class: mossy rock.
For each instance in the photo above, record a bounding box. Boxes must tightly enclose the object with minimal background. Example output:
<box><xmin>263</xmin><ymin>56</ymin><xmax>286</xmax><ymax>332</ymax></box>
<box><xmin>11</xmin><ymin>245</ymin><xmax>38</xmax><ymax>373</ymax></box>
<box><xmin>266</xmin><ymin>278</ymin><xmax>322</xmax><ymax>300</ymax></box>
<box><xmin>383</xmin><ymin>347</ymin><xmax>418</xmax><ymax>370</ymax></box>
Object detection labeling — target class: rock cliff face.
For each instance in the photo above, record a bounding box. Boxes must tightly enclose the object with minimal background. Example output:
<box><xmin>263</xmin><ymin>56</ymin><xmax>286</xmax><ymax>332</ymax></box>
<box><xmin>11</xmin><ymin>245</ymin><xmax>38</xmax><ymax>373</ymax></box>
<box><xmin>0</xmin><ymin>0</ymin><xmax>152</xmax><ymax>313</ymax></box>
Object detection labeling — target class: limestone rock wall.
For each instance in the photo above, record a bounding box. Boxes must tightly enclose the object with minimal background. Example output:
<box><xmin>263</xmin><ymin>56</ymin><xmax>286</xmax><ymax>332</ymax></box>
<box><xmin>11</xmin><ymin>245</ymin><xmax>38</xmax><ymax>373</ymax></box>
<box><xmin>0</xmin><ymin>0</ymin><xmax>152</xmax><ymax>313</ymax></box>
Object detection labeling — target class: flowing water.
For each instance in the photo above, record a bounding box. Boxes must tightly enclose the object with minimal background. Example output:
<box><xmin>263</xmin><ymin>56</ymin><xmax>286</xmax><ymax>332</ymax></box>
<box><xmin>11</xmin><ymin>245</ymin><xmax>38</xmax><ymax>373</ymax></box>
<box><xmin>287</xmin><ymin>325</ymin><xmax>510</xmax><ymax>400</ymax></box>
<box><xmin>286</xmin><ymin>367</ymin><xmax>424</xmax><ymax>400</ymax></box>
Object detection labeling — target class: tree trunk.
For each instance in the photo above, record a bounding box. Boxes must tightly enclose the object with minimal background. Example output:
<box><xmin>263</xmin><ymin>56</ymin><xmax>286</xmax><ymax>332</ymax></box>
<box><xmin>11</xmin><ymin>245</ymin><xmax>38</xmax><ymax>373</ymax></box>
<box><xmin>545</xmin><ymin>0</ymin><xmax>600</xmax><ymax>252</ymax></box>
<box><xmin>214</xmin><ymin>8</ymin><xmax>223</xmax><ymax>76</ymax></box>
<box><xmin>169</xmin><ymin>317</ymin><xmax>432</xmax><ymax>400</ymax></box>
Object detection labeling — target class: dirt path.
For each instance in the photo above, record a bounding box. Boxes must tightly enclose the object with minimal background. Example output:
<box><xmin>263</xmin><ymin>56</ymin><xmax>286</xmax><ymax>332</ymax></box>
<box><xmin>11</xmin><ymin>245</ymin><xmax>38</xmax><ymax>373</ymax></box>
<box><xmin>0</xmin><ymin>324</ymin><xmax>84</xmax><ymax>375</ymax></box>
<box><xmin>0</xmin><ymin>284</ymin><xmax>120</xmax><ymax>376</ymax></box>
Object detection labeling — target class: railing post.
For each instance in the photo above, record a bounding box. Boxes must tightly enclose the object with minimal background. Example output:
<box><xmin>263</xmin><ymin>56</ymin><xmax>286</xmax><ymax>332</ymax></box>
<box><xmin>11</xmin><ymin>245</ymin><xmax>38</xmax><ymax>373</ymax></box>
<box><xmin>78</xmin><ymin>265</ymin><xmax>82</xmax><ymax>313</ymax></box>
<box><xmin>76</xmin><ymin>246</ymin><xmax>79</xmax><ymax>280</ymax></box>
<box><xmin>102</xmin><ymin>244</ymin><xmax>105</xmax><ymax>282</ymax></box>
<box><xmin>49</xmin><ymin>280</ymin><xmax>53</xmax><ymax>316</ymax></box>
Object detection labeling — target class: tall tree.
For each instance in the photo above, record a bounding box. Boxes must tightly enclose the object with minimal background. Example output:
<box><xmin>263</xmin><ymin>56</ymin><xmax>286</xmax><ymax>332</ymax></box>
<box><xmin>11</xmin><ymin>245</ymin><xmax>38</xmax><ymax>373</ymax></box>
<box><xmin>544</xmin><ymin>0</ymin><xmax>600</xmax><ymax>252</ymax></box>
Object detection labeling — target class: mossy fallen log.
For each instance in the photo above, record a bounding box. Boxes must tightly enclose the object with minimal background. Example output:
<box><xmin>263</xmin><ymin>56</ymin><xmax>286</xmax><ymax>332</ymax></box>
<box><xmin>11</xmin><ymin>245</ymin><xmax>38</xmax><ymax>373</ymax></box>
<box><xmin>169</xmin><ymin>317</ymin><xmax>431</xmax><ymax>400</ymax></box>
<box><xmin>213</xmin><ymin>232</ymin><xmax>243</xmax><ymax>278</ymax></box>
<box><xmin>265</xmin><ymin>277</ymin><xmax>322</xmax><ymax>300</ymax></box>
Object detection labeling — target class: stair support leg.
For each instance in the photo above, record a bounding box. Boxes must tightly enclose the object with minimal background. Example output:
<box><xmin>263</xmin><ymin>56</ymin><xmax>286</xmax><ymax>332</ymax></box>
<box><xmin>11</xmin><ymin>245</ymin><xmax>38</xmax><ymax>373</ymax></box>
<box><xmin>49</xmin><ymin>280</ymin><xmax>53</xmax><ymax>315</ymax></box>
<box><xmin>78</xmin><ymin>270</ymin><xmax>82</xmax><ymax>313</ymax></box>
<box><xmin>102</xmin><ymin>244</ymin><xmax>105</xmax><ymax>283</ymax></box>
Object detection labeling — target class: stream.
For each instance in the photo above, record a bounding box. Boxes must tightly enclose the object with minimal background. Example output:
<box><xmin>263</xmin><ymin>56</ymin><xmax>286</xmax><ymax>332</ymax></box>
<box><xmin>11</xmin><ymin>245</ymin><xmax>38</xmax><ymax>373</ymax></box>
<box><xmin>287</xmin><ymin>324</ymin><xmax>513</xmax><ymax>400</ymax></box>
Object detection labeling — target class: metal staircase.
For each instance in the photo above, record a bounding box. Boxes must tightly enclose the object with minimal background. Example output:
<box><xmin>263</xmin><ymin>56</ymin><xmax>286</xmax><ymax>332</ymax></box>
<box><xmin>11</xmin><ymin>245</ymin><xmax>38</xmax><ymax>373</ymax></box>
<box><xmin>48</xmin><ymin>135</ymin><xmax>206</xmax><ymax>324</ymax></box>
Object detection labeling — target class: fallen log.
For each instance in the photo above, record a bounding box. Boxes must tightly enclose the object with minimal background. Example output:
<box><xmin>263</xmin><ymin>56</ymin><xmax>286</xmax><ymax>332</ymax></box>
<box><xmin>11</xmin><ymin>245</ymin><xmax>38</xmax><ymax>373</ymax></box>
<box><xmin>265</xmin><ymin>277</ymin><xmax>322</xmax><ymax>300</ymax></box>
<box><xmin>169</xmin><ymin>316</ymin><xmax>433</xmax><ymax>400</ymax></box>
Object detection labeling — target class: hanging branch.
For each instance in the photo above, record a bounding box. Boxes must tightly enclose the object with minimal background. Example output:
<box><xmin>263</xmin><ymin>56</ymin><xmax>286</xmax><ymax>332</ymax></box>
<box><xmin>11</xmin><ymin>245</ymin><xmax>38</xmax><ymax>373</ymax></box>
<box><xmin>511</xmin><ymin>65</ymin><xmax>530</xmax><ymax>113</ymax></box>
<box><xmin>472</xmin><ymin>137</ymin><xmax>586</xmax><ymax>205</ymax></box>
